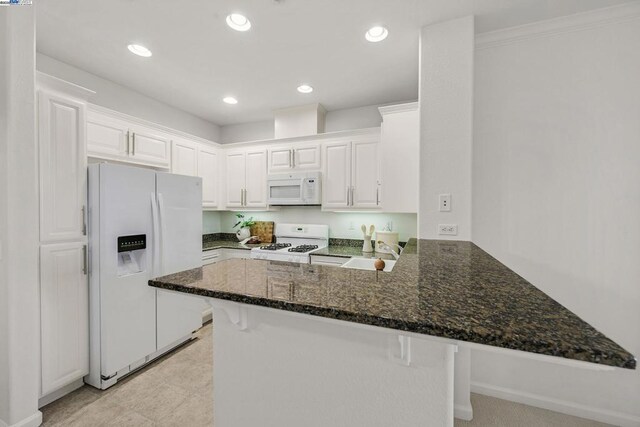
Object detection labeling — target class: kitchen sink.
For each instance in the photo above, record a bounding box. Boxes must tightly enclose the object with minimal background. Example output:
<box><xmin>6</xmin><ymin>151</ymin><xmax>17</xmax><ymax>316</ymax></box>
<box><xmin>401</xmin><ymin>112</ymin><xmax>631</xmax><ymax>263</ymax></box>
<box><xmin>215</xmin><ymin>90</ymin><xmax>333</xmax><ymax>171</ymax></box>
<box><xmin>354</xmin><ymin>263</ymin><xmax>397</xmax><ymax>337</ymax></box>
<box><xmin>341</xmin><ymin>257</ymin><xmax>397</xmax><ymax>272</ymax></box>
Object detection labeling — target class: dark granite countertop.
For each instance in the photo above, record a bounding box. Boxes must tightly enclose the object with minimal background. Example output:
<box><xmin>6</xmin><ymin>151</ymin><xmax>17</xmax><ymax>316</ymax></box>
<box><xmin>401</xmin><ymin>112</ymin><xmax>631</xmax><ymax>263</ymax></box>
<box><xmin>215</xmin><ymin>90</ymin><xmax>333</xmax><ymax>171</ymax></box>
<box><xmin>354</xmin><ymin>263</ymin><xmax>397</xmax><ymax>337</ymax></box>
<box><xmin>202</xmin><ymin>240</ymin><xmax>259</xmax><ymax>251</ymax></box>
<box><xmin>161</xmin><ymin>239</ymin><xmax>635</xmax><ymax>369</ymax></box>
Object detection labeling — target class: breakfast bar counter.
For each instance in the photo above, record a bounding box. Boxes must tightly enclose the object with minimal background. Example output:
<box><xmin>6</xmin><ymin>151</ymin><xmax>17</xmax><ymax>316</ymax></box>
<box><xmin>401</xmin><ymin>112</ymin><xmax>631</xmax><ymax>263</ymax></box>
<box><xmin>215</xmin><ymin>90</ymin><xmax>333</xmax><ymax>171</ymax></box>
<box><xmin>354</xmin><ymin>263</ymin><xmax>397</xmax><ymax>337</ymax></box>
<box><xmin>150</xmin><ymin>238</ymin><xmax>635</xmax><ymax>426</ymax></box>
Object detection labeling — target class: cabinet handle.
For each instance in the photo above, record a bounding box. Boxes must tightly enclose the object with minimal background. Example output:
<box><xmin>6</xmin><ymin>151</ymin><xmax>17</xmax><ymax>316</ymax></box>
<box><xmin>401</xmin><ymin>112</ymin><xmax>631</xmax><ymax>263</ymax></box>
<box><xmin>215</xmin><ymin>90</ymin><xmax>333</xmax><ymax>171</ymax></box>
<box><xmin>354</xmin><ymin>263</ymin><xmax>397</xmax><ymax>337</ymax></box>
<box><xmin>132</xmin><ymin>132</ymin><xmax>136</xmax><ymax>156</ymax></box>
<box><xmin>81</xmin><ymin>206</ymin><xmax>87</xmax><ymax>235</ymax></box>
<box><xmin>82</xmin><ymin>245</ymin><xmax>88</xmax><ymax>275</ymax></box>
<box><xmin>126</xmin><ymin>131</ymin><xmax>130</xmax><ymax>155</ymax></box>
<box><xmin>240</xmin><ymin>189</ymin><xmax>244</xmax><ymax>206</ymax></box>
<box><xmin>289</xmin><ymin>150</ymin><xmax>293</xmax><ymax>168</ymax></box>
<box><xmin>376</xmin><ymin>187</ymin><xmax>379</xmax><ymax>206</ymax></box>
<box><xmin>292</xmin><ymin>149</ymin><xmax>295</xmax><ymax>168</ymax></box>
<box><xmin>346</xmin><ymin>187</ymin><xmax>350</xmax><ymax>206</ymax></box>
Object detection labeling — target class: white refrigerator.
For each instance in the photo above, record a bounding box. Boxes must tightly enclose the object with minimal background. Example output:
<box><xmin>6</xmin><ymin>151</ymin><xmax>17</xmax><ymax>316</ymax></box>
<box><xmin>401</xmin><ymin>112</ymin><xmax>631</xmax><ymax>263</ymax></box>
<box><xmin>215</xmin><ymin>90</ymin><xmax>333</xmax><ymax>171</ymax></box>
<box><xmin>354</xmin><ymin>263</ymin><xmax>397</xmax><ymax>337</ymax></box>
<box><xmin>85</xmin><ymin>163</ymin><xmax>205</xmax><ymax>390</ymax></box>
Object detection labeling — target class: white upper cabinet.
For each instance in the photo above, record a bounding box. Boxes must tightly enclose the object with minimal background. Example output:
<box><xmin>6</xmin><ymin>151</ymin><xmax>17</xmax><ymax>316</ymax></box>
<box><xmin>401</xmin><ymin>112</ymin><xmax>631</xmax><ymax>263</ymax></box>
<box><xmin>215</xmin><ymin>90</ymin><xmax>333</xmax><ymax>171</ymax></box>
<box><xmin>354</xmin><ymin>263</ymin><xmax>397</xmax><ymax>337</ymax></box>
<box><xmin>351</xmin><ymin>140</ymin><xmax>380</xmax><ymax>208</ymax></box>
<box><xmin>267</xmin><ymin>143</ymin><xmax>320</xmax><ymax>173</ymax></box>
<box><xmin>322</xmin><ymin>141</ymin><xmax>352</xmax><ymax>209</ymax></box>
<box><xmin>87</xmin><ymin>112</ymin><xmax>129</xmax><ymax>159</ymax></box>
<box><xmin>38</xmin><ymin>88</ymin><xmax>88</xmax><ymax>243</ymax></box>
<box><xmin>171</xmin><ymin>138</ymin><xmax>198</xmax><ymax>177</ymax></box>
<box><xmin>224</xmin><ymin>148</ymin><xmax>267</xmax><ymax>209</ymax></box>
<box><xmin>40</xmin><ymin>242</ymin><xmax>89</xmax><ymax>396</ymax></box>
<box><xmin>225</xmin><ymin>151</ymin><xmax>247</xmax><ymax>208</ymax></box>
<box><xmin>198</xmin><ymin>145</ymin><xmax>220</xmax><ymax>209</ymax></box>
<box><xmin>245</xmin><ymin>149</ymin><xmax>267</xmax><ymax>207</ymax></box>
<box><xmin>378</xmin><ymin>103</ymin><xmax>419</xmax><ymax>213</ymax></box>
<box><xmin>322</xmin><ymin>137</ymin><xmax>380</xmax><ymax>210</ymax></box>
<box><xmin>87</xmin><ymin>108</ymin><xmax>171</xmax><ymax>169</ymax></box>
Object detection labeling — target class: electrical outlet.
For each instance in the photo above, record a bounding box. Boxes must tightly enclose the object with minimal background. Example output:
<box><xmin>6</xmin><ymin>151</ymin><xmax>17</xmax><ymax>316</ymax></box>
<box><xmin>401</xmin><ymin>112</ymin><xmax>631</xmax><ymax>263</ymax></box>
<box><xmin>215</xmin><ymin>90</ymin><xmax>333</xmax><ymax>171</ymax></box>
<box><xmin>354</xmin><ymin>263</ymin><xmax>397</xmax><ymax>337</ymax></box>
<box><xmin>439</xmin><ymin>194</ymin><xmax>451</xmax><ymax>212</ymax></box>
<box><xmin>348</xmin><ymin>221</ymin><xmax>355</xmax><ymax>230</ymax></box>
<box><xmin>438</xmin><ymin>224</ymin><xmax>458</xmax><ymax>235</ymax></box>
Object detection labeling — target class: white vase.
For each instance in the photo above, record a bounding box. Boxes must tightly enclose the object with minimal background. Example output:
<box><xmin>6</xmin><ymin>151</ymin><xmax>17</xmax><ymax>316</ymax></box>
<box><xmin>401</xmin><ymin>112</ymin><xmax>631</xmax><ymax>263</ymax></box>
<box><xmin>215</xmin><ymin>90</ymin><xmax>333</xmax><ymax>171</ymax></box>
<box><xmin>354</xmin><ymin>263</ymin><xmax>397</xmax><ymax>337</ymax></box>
<box><xmin>236</xmin><ymin>227</ymin><xmax>251</xmax><ymax>241</ymax></box>
<box><xmin>362</xmin><ymin>235</ymin><xmax>373</xmax><ymax>253</ymax></box>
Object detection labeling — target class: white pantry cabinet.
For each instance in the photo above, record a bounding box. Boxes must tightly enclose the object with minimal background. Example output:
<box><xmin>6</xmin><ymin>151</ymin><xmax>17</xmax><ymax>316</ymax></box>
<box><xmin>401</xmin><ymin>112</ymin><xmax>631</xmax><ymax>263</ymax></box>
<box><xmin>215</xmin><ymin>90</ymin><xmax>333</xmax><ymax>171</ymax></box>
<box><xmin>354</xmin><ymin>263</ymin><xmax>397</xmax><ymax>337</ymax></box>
<box><xmin>322</xmin><ymin>138</ymin><xmax>380</xmax><ymax>210</ymax></box>
<box><xmin>225</xmin><ymin>148</ymin><xmax>267</xmax><ymax>208</ymax></box>
<box><xmin>87</xmin><ymin>108</ymin><xmax>171</xmax><ymax>169</ymax></box>
<box><xmin>38</xmin><ymin>89</ymin><xmax>88</xmax><ymax>243</ymax></box>
<box><xmin>267</xmin><ymin>143</ymin><xmax>321</xmax><ymax>173</ymax></box>
<box><xmin>36</xmin><ymin>73</ymin><xmax>93</xmax><ymax>401</ymax></box>
<box><xmin>172</xmin><ymin>139</ymin><xmax>220</xmax><ymax>209</ymax></box>
<box><xmin>378</xmin><ymin>103</ymin><xmax>419</xmax><ymax>213</ymax></box>
<box><xmin>40</xmin><ymin>242</ymin><xmax>89</xmax><ymax>396</ymax></box>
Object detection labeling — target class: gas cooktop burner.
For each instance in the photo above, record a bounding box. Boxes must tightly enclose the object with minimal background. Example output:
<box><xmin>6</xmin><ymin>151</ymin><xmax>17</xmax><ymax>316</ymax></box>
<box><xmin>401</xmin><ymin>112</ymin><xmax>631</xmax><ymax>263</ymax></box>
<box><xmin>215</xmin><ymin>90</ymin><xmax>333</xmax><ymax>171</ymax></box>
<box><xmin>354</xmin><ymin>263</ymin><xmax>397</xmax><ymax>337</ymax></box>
<box><xmin>259</xmin><ymin>243</ymin><xmax>292</xmax><ymax>251</ymax></box>
<box><xmin>288</xmin><ymin>244</ymin><xmax>319</xmax><ymax>253</ymax></box>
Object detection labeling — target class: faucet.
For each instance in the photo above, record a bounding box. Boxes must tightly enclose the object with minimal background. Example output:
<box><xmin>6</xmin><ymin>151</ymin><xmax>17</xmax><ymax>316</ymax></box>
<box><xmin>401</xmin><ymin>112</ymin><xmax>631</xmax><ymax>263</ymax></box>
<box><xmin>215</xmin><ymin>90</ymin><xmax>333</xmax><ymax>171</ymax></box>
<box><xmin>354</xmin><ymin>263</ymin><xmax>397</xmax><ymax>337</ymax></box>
<box><xmin>377</xmin><ymin>241</ymin><xmax>403</xmax><ymax>260</ymax></box>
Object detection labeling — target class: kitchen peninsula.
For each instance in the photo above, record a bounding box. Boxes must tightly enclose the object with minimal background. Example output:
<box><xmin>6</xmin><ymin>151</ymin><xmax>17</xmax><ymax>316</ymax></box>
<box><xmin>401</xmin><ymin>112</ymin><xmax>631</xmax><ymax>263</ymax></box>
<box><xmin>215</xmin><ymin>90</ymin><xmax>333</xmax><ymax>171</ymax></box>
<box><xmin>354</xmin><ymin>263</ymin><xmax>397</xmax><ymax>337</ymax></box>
<box><xmin>150</xmin><ymin>239</ymin><xmax>635</xmax><ymax>426</ymax></box>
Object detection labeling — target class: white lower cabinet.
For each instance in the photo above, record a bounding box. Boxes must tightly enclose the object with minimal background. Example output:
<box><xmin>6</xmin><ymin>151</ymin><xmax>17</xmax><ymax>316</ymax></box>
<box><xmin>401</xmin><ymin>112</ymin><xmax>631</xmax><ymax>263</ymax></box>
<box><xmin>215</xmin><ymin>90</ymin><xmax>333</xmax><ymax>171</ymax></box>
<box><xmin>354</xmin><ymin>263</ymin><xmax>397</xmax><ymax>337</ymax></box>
<box><xmin>202</xmin><ymin>248</ymin><xmax>251</xmax><ymax>265</ymax></box>
<box><xmin>40</xmin><ymin>242</ymin><xmax>89</xmax><ymax>396</ymax></box>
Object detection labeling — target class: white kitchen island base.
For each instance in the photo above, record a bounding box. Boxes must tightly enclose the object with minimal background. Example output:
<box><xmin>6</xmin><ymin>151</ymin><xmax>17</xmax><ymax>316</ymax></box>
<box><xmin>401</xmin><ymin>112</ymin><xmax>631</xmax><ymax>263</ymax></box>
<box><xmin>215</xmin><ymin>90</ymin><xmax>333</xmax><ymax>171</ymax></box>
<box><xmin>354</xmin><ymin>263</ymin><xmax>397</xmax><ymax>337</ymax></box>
<box><xmin>210</xmin><ymin>299</ymin><xmax>469</xmax><ymax>427</ymax></box>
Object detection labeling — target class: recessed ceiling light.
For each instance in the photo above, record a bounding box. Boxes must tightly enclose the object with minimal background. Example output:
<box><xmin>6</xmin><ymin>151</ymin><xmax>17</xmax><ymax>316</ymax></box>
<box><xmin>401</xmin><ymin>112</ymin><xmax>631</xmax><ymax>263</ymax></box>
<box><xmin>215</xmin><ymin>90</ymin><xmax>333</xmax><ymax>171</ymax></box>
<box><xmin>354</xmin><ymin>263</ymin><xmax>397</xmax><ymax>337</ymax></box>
<box><xmin>365</xmin><ymin>26</ymin><xmax>388</xmax><ymax>42</ymax></box>
<box><xmin>127</xmin><ymin>44</ymin><xmax>152</xmax><ymax>57</ymax></box>
<box><xmin>226</xmin><ymin>13</ymin><xmax>251</xmax><ymax>31</ymax></box>
<box><xmin>297</xmin><ymin>84</ymin><xmax>313</xmax><ymax>94</ymax></box>
<box><xmin>223</xmin><ymin>96</ymin><xmax>238</xmax><ymax>105</ymax></box>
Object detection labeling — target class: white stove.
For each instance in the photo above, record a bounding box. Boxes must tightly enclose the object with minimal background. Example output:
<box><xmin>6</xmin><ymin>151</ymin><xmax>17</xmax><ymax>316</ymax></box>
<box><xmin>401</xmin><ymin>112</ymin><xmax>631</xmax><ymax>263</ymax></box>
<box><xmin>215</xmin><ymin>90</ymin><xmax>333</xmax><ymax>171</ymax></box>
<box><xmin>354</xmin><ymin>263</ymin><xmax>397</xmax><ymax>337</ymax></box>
<box><xmin>251</xmin><ymin>224</ymin><xmax>329</xmax><ymax>264</ymax></box>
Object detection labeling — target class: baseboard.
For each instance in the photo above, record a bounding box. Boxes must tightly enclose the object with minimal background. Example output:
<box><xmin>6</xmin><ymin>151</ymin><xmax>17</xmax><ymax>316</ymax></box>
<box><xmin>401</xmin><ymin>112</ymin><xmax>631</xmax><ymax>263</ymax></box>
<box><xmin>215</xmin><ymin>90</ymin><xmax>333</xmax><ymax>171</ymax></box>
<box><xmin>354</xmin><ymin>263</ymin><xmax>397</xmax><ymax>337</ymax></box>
<box><xmin>38</xmin><ymin>378</ymin><xmax>84</xmax><ymax>408</ymax></box>
<box><xmin>0</xmin><ymin>412</ymin><xmax>43</xmax><ymax>427</ymax></box>
<box><xmin>471</xmin><ymin>381</ymin><xmax>640</xmax><ymax>427</ymax></box>
<box><xmin>454</xmin><ymin>403</ymin><xmax>473</xmax><ymax>421</ymax></box>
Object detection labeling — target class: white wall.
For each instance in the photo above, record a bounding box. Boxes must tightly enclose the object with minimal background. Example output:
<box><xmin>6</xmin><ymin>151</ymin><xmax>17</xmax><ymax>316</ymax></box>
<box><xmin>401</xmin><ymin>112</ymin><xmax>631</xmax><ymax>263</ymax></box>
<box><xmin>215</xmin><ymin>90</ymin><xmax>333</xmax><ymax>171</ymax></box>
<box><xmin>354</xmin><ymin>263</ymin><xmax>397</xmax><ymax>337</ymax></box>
<box><xmin>0</xmin><ymin>6</ymin><xmax>41</xmax><ymax>427</ymax></box>
<box><xmin>218</xmin><ymin>103</ymin><xmax>392</xmax><ymax>144</ymax></box>
<box><xmin>418</xmin><ymin>16</ymin><xmax>474</xmax><ymax>240</ymax></box>
<box><xmin>36</xmin><ymin>53</ymin><xmax>221</xmax><ymax>142</ymax></box>
<box><xmin>206</xmin><ymin>209</ymin><xmax>417</xmax><ymax>242</ymax></box>
<box><xmin>472</xmin><ymin>5</ymin><xmax>640</xmax><ymax>425</ymax></box>
<box><xmin>203</xmin><ymin>211</ymin><xmax>222</xmax><ymax>234</ymax></box>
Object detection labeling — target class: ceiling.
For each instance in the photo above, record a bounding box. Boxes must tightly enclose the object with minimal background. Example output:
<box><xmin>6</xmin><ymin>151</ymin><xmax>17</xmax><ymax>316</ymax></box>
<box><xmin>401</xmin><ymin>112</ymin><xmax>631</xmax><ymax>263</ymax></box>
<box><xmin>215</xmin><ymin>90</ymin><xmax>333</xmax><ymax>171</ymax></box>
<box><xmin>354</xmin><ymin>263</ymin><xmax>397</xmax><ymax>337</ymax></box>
<box><xmin>36</xmin><ymin>0</ymin><xmax>631</xmax><ymax>126</ymax></box>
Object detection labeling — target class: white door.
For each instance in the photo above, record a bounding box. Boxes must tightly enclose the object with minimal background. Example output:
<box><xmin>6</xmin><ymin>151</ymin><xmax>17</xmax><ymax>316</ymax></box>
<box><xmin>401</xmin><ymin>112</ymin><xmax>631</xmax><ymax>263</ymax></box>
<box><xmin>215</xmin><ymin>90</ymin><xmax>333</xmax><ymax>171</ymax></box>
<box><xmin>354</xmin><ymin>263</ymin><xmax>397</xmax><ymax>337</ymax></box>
<box><xmin>198</xmin><ymin>145</ymin><xmax>219</xmax><ymax>209</ymax></box>
<box><xmin>225</xmin><ymin>151</ymin><xmax>246</xmax><ymax>207</ymax></box>
<box><xmin>171</xmin><ymin>139</ymin><xmax>198</xmax><ymax>176</ymax></box>
<box><xmin>322</xmin><ymin>141</ymin><xmax>351</xmax><ymax>208</ymax></box>
<box><xmin>97</xmin><ymin>164</ymin><xmax>157</xmax><ymax>377</ymax></box>
<box><xmin>130</xmin><ymin>125</ymin><xmax>171</xmax><ymax>168</ymax></box>
<box><xmin>268</xmin><ymin>146</ymin><xmax>293</xmax><ymax>172</ymax></box>
<box><xmin>156</xmin><ymin>173</ymin><xmax>205</xmax><ymax>349</ymax></box>
<box><xmin>38</xmin><ymin>90</ymin><xmax>87</xmax><ymax>242</ymax></box>
<box><xmin>40</xmin><ymin>242</ymin><xmax>88</xmax><ymax>395</ymax></box>
<box><xmin>293</xmin><ymin>144</ymin><xmax>321</xmax><ymax>170</ymax></box>
<box><xmin>245</xmin><ymin>148</ymin><xmax>267</xmax><ymax>207</ymax></box>
<box><xmin>351</xmin><ymin>140</ymin><xmax>380</xmax><ymax>208</ymax></box>
<box><xmin>87</xmin><ymin>111</ymin><xmax>129</xmax><ymax>161</ymax></box>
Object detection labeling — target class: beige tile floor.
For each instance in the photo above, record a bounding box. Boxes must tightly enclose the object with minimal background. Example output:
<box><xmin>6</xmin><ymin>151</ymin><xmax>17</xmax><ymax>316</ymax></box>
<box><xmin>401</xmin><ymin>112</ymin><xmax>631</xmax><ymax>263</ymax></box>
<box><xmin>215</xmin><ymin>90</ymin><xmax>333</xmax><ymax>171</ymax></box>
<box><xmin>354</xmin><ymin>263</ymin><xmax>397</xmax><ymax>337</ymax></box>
<box><xmin>42</xmin><ymin>322</ymin><xmax>611</xmax><ymax>426</ymax></box>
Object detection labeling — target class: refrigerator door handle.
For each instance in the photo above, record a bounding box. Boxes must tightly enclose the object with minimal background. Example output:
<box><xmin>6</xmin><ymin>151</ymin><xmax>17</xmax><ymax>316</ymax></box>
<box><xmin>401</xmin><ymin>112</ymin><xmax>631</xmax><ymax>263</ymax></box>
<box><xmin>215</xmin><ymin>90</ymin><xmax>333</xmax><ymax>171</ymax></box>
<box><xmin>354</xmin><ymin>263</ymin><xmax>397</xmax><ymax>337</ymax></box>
<box><xmin>150</xmin><ymin>192</ymin><xmax>160</xmax><ymax>277</ymax></box>
<box><xmin>157</xmin><ymin>193</ymin><xmax>167</xmax><ymax>276</ymax></box>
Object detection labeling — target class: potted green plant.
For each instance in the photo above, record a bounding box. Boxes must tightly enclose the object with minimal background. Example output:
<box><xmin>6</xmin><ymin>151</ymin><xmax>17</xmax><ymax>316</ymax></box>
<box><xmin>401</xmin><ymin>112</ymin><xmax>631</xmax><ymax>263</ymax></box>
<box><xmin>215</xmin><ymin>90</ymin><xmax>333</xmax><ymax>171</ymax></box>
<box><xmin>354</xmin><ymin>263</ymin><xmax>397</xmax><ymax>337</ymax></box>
<box><xmin>233</xmin><ymin>213</ymin><xmax>255</xmax><ymax>241</ymax></box>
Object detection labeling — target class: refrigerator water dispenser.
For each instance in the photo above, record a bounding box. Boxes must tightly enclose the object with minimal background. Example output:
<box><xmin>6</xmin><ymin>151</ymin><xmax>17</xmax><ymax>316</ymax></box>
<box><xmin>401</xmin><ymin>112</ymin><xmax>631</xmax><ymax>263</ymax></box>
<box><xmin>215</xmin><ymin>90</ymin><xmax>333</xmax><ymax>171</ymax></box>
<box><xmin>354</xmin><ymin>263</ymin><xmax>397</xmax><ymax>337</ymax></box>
<box><xmin>117</xmin><ymin>234</ymin><xmax>146</xmax><ymax>276</ymax></box>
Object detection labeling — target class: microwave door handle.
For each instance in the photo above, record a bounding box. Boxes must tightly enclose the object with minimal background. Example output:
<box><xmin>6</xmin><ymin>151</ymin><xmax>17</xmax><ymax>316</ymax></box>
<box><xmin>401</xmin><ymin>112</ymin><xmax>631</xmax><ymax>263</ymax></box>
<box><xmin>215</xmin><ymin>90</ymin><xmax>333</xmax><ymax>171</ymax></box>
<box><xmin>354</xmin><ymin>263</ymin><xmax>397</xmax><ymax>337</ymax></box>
<box><xmin>300</xmin><ymin>178</ymin><xmax>306</xmax><ymax>203</ymax></box>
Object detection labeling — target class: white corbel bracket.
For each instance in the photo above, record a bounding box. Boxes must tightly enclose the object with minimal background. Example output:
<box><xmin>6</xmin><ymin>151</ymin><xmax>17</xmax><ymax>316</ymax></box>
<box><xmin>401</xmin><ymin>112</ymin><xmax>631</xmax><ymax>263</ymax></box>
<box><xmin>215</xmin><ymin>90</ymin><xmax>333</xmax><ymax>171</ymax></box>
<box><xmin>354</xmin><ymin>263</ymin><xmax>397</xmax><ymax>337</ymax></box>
<box><xmin>210</xmin><ymin>300</ymin><xmax>249</xmax><ymax>331</ymax></box>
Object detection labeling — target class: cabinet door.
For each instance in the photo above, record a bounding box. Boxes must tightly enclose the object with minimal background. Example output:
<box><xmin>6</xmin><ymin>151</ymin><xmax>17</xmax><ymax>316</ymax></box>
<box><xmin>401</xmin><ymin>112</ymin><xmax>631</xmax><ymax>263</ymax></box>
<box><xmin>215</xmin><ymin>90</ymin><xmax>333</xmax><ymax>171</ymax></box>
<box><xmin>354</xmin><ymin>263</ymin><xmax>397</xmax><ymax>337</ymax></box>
<box><xmin>322</xmin><ymin>141</ymin><xmax>351</xmax><ymax>209</ymax></box>
<box><xmin>351</xmin><ymin>140</ymin><xmax>380</xmax><ymax>209</ymax></box>
<box><xmin>198</xmin><ymin>145</ymin><xmax>219</xmax><ymax>209</ymax></box>
<box><xmin>40</xmin><ymin>242</ymin><xmax>88</xmax><ymax>396</ymax></box>
<box><xmin>293</xmin><ymin>144</ymin><xmax>321</xmax><ymax>170</ymax></box>
<box><xmin>87</xmin><ymin>111</ymin><xmax>129</xmax><ymax>160</ymax></box>
<box><xmin>171</xmin><ymin>139</ymin><xmax>198</xmax><ymax>176</ymax></box>
<box><xmin>225</xmin><ymin>151</ymin><xmax>246</xmax><ymax>207</ymax></box>
<box><xmin>38</xmin><ymin>90</ymin><xmax>87</xmax><ymax>242</ymax></box>
<box><xmin>130</xmin><ymin>126</ymin><xmax>171</xmax><ymax>168</ymax></box>
<box><xmin>245</xmin><ymin>149</ymin><xmax>267</xmax><ymax>207</ymax></box>
<box><xmin>268</xmin><ymin>146</ymin><xmax>293</xmax><ymax>173</ymax></box>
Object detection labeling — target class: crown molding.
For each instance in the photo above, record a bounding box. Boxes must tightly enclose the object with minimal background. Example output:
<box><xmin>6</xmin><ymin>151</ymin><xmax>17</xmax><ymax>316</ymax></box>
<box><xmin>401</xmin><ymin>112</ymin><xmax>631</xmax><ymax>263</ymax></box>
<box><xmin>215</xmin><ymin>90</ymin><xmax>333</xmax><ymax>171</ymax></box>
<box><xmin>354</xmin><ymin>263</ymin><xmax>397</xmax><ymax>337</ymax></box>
<box><xmin>378</xmin><ymin>102</ymin><xmax>419</xmax><ymax>116</ymax></box>
<box><xmin>476</xmin><ymin>2</ymin><xmax>640</xmax><ymax>50</ymax></box>
<box><xmin>36</xmin><ymin>72</ymin><xmax>95</xmax><ymax>100</ymax></box>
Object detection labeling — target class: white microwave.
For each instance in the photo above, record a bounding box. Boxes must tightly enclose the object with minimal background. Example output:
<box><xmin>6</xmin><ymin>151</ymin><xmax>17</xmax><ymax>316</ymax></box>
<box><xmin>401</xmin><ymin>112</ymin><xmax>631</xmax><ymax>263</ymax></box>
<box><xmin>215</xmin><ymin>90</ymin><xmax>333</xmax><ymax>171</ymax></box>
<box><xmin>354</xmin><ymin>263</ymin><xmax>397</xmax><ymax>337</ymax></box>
<box><xmin>267</xmin><ymin>172</ymin><xmax>322</xmax><ymax>206</ymax></box>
